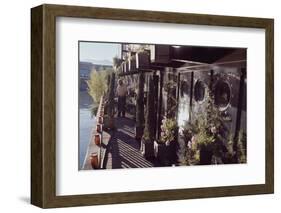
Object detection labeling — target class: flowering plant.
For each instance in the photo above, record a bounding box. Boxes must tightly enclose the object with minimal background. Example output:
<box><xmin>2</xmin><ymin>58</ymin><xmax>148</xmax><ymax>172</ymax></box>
<box><xmin>159</xmin><ymin>118</ymin><xmax>177</xmax><ymax>145</ymax></box>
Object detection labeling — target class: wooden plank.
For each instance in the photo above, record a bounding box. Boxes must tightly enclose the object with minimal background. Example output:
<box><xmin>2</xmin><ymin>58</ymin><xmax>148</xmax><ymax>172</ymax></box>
<box><xmin>31</xmin><ymin>5</ymin><xmax>43</xmax><ymax>207</ymax></box>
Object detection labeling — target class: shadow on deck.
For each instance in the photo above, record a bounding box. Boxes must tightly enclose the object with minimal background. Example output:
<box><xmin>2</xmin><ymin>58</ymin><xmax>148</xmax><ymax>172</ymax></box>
<box><xmin>104</xmin><ymin>116</ymin><xmax>156</xmax><ymax>169</ymax></box>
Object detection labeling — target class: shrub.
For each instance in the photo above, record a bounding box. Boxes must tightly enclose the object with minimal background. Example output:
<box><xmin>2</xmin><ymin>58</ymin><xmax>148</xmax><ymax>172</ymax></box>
<box><xmin>237</xmin><ymin>130</ymin><xmax>247</xmax><ymax>163</ymax></box>
<box><xmin>87</xmin><ymin>69</ymin><xmax>111</xmax><ymax>104</ymax></box>
<box><xmin>159</xmin><ymin>118</ymin><xmax>177</xmax><ymax>144</ymax></box>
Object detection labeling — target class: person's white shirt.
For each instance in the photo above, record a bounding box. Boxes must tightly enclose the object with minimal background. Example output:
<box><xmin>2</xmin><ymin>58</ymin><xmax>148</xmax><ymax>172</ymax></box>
<box><xmin>116</xmin><ymin>84</ymin><xmax>127</xmax><ymax>97</ymax></box>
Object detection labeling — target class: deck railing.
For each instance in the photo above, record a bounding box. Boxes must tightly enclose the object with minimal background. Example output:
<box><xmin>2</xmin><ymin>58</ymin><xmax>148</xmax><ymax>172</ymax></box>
<box><xmin>82</xmin><ymin>96</ymin><xmax>110</xmax><ymax>170</ymax></box>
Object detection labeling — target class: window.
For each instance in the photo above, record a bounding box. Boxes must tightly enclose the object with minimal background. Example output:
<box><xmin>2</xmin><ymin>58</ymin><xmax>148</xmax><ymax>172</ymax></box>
<box><xmin>194</xmin><ymin>80</ymin><xmax>205</xmax><ymax>102</ymax></box>
<box><xmin>214</xmin><ymin>81</ymin><xmax>231</xmax><ymax>109</ymax></box>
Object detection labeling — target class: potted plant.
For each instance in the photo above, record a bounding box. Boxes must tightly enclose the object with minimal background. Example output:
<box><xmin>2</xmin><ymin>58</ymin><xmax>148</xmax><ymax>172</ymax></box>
<box><xmin>94</xmin><ymin>133</ymin><xmax>101</xmax><ymax>146</ymax></box>
<box><xmin>237</xmin><ymin>130</ymin><xmax>247</xmax><ymax>163</ymax></box>
<box><xmin>153</xmin><ymin>138</ymin><xmax>167</xmax><ymax>165</ymax></box>
<box><xmin>155</xmin><ymin>118</ymin><xmax>178</xmax><ymax>165</ymax></box>
<box><xmin>140</xmin><ymin>130</ymin><xmax>154</xmax><ymax>158</ymax></box>
<box><xmin>140</xmin><ymin>75</ymin><xmax>156</xmax><ymax>159</ymax></box>
<box><xmin>195</xmin><ymin>126</ymin><xmax>215</xmax><ymax>165</ymax></box>
<box><xmin>192</xmin><ymin>87</ymin><xmax>229</xmax><ymax>165</ymax></box>
<box><xmin>136</xmin><ymin>50</ymin><xmax>150</xmax><ymax>69</ymax></box>
<box><xmin>121</xmin><ymin>58</ymin><xmax>129</xmax><ymax>73</ymax></box>
<box><xmin>90</xmin><ymin>152</ymin><xmax>99</xmax><ymax>169</ymax></box>
<box><xmin>103</xmin><ymin>72</ymin><xmax>115</xmax><ymax>130</ymax></box>
<box><xmin>96</xmin><ymin>124</ymin><xmax>102</xmax><ymax>133</ymax></box>
<box><xmin>128</xmin><ymin>53</ymin><xmax>137</xmax><ymax>72</ymax></box>
<box><xmin>180</xmin><ymin>122</ymin><xmax>199</xmax><ymax>165</ymax></box>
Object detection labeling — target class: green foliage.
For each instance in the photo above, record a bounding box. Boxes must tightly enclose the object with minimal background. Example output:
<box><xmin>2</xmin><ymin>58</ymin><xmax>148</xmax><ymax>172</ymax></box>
<box><xmin>87</xmin><ymin>69</ymin><xmax>112</xmax><ymax>103</ymax></box>
<box><xmin>180</xmin><ymin>123</ymin><xmax>200</xmax><ymax>165</ymax></box>
<box><xmin>192</xmin><ymin>89</ymin><xmax>225</xmax><ymax>147</ymax></box>
<box><xmin>195</xmin><ymin>126</ymin><xmax>215</xmax><ymax>147</ymax></box>
<box><xmin>160</xmin><ymin>118</ymin><xmax>177</xmax><ymax>144</ymax></box>
<box><xmin>181</xmin><ymin>88</ymin><xmax>229</xmax><ymax>165</ymax></box>
<box><xmin>165</xmin><ymin>74</ymin><xmax>178</xmax><ymax>118</ymax></box>
<box><xmin>180</xmin><ymin>86</ymin><xmax>247</xmax><ymax>165</ymax></box>
<box><xmin>90</xmin><ymin>105</ymin><xmax>99</xmax><ymax>117</ymax></box>
<box><xmin>142</xmin><ymin>129</ymin><xmax>150</xmax><ymax>141</ymax></box>
<box><xmin>237</xmin><ymin>130</ymin><xmax>247</xmax><ymax>163</ymax></box>
<box><xmin>143</xmin><ymin>75</ymin><xmax>156</xmax><ymax>142</ymax></box>
<box><xmin>126</xmin><ymin>44</ymin><xmax>150</xmax><ymax>52</ymax></box>
<box><xmin>163</xmin><ymin>79</ymin><xmax>177</xmax><ymax>92</ymax></box>
<box><xmin>204</xmin><ymin>88</ymin><xmax>226</xmax><ymax>132</ymax></box>
<box><xmin>113</xmin><ymin>56</ymin><xmax>122</xmax><ymax>69</ymax></box>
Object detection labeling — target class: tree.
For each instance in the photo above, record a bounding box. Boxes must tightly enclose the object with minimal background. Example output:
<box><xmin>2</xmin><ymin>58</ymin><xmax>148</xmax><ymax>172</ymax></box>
<box><xmin>87</xmin><ymin>69</ymin><xmax>111</xmax><ymax>104</ymax></box>
<box><xmin>113</xmin><ymin>56</ymin><xmax>123</xmax><ymax>69</ymax></box>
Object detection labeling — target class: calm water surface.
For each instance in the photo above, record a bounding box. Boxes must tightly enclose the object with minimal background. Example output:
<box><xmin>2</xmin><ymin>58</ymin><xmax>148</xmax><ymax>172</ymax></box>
<box><xmin>79</xmin><ymin>91</ymin><xmax>96</xmax><ymax>169</ymax></box>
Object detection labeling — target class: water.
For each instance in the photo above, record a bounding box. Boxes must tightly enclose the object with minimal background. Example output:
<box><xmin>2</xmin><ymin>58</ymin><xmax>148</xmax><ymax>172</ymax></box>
<box><xmin>79</xmin><ymin>91</ymin><xmax>96</xmax><ymax>169</ymax></box>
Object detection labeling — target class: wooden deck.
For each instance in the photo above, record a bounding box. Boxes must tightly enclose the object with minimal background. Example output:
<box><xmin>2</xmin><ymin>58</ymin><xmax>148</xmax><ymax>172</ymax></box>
<box><xmin>104</xmin><ymin>116</ymin><xmax>155</xmax><ymax>169</ymax></box>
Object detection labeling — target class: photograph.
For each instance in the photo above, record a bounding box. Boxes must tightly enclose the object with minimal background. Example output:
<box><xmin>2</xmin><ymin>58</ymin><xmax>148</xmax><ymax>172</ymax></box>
<box><xmin>29</xmin><ymin>3</ymin><xmax>274</xmax><ymax>208</ymax></box>
<box><xmin>79</xmin><ymin>42</ymin><xmax>247</xmax><ymax>170</ymax></box>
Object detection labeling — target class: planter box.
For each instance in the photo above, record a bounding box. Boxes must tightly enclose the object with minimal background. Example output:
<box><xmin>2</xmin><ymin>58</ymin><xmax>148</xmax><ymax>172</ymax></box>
<box><xmin>154</xmin><ymin>140</ymin><xmax>178</xmax><ymax>166</ymax></box>
<box><xmin>136</xmin><ymin>51</ymin><xmax>150</xmax><ymax>69</ymax></box>
<box><xmin>199</xmin><ymin>145</ymin><xmax>213</xmax><ymax>165</ymax></box>
<box><xmin>154</xmin><ymin>141</ymin><xmax>168</xmax><ymax>165</ymax></box>
<box><xmin>129</xmin><ymin>57</ymin><xmax>137</xmax><ymax>72</ymax></box>
<box><xmin>140</xmin><ymin>139</ymin><xmax>154</xmax><ymax>159</ymax></box>
<box><xmin>122</xmin><ymin>62</ymin><xmax>129</xmax><ymax>73</ymax></box>
<box><xmin>150</xmin><ymin>45</ymin><xmax>171</xmax><ymax>64</ymax></box>
<box><xmin>135</xmin><ymin>126</ymin><xmax>144</xmax><ymax>142</ymax></box>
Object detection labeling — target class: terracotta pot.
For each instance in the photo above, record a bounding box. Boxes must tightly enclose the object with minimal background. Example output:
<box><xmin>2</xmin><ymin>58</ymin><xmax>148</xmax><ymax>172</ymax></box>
<box><xmin>98</xmin><ymin>116</ymin><xmax>103</xmax><ymax>124</ymax></box>
<box><xmin>96</xmin><ymin>124</ymin><xmax>102</xmax><ymax>133</ymax></box>
<box><xmin>90</xmin><ymin>152</ymin><xmax>99</xmax><ymax>169</ymax></box>
<box><xmin>94</xmin><ymin>134</ymin><xmax>101</xmax><ymax>146</ymax></box>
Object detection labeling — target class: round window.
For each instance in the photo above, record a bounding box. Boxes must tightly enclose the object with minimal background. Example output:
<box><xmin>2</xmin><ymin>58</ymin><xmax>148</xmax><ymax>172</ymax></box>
<box><xmin>180</xmin><ymin>81</ymin><xmax>188</xmax><ymax>97</ymax></box>
<box><xmin>194</xmin><ymin>80</ymin><xmax>205</xmax><ymax>102</ymax></box>
<box><xmin>214</xmin><ymin>81</ymin><xmax>231</xmax><ymax>109</ymax></box>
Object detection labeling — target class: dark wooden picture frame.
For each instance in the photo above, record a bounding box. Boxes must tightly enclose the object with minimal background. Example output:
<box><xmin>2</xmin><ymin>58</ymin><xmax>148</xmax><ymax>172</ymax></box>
<box><xmin>31</xmin><ymin>4</ymin><xmax>274</xmax><ymax>208</ymax></box>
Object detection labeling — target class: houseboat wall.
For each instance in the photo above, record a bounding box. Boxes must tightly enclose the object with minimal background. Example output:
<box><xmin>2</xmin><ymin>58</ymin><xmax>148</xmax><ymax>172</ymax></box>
<box><xmin>177</xmin><ymin>65</ymin><xmax>247</xmax><ymax>142</ymax></box>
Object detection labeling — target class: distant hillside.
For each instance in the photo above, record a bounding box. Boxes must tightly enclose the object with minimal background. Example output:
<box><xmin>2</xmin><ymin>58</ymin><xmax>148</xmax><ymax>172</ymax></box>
<box><xmin>79</xmin><ymin>61</ymin><xmax>113</xmax><ymax>77</ymax></box>
<box><xmin>85</xmin><ymin>59</ymin><xmax>113</xmax><ymax>66</ymax></box>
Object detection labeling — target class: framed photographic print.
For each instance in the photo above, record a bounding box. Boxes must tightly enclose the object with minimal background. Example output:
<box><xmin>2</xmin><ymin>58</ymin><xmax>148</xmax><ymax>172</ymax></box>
<box><xmin>31</xmin><ymin>4</ymin><xmax>274</xmax><ymax>208</ymax></box>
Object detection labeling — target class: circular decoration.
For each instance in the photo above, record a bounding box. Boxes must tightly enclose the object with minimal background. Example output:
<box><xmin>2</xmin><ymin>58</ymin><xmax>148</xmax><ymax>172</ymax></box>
<box><xmin>214</xmin><ymin>81</ymin><xmax>231</xmax><ymax>109</ymax></box>
<box><xmin>194</xmin><ymin>80</ymin><xmax>205</xmax><ymax>102</ymax></box>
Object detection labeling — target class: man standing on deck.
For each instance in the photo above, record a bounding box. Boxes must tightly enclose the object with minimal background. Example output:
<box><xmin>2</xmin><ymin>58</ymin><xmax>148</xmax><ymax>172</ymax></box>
<box><xmin>116</xmin><ymin>79</ymin><xmax>128</xmax><ymax>117</ymax></box>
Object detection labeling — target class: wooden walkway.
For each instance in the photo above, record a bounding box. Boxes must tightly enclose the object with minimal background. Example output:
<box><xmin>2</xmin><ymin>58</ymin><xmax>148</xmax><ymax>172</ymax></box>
<box><xmin>104</xmin><ymin>116</ymin><xmax>155</xmax><ymax>169</ymax></box>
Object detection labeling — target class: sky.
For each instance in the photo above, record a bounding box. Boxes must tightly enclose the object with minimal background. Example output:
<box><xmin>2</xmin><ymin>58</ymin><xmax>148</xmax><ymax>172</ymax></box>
<box><xmin>79</xmin><ymin>42</ymin><xmax>121</xmax><ymax>66</ymax></box>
